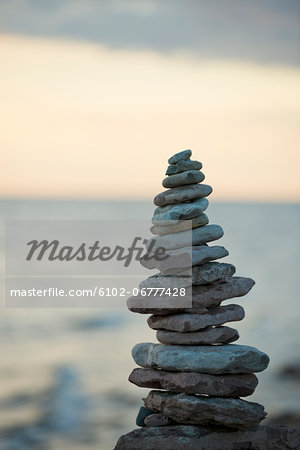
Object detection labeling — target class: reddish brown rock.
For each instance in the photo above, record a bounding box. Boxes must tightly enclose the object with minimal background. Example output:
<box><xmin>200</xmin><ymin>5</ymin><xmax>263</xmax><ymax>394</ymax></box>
<box><xmin>156</xmin><ymin>325</ymin><xmax>239</xmax><ymax>345</ymax></box>
<box><xmin>114</xmin><ymin>424</ymin><xmax>300</xmax><ymax>450</ymax></box>
<box><xmin>145</xmin><ymin>391</ymin><xmax>266</xmax><ymax>429</ymax></box>
<box><xmin>147</xmin><ymin>305</ymin><xmax>245</xmax><ymax>332</ymax></box>
<box><xmin>127</xmin><ymin>277</ymin><xmax>255</xmax><ymax>315</ymax></box>
<box><xmin>129</xmin><ymin>368</ymin><xmax>258</xmax><ymax>397</ymax></box>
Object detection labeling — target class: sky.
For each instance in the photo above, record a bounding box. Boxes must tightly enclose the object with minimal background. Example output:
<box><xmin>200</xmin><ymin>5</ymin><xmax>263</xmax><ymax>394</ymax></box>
<box><xmin>0</xmin><ymin>0</ymin><xmax>299</xmax><ymax>201</ymax></box>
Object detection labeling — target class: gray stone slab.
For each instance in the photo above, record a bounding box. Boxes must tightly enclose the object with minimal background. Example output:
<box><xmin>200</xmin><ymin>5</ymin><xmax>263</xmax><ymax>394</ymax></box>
<box><xmin>145</xmin><ymin>391</ymin><xmax>266</xmax><ymax>429</ymax></box>
<box><xmin>152</xmin><ymin>198</ymin><xmax>208</xmax><ymax>224</ymax></box>
<box><xmin>115</xmin><ymin>425</ymin><xmax>300</xmax><ymax>450</ymax></box>
<box><xmin>166</xmin><ymin>160</ymin><xmax>202</xmax><ymax>175</ymax></box>
<box><xmin>127</xmin><ymin>277</ymin><xmax>255</xmax><ymax>314</ymax></box>
<box><xmin>132</xmin><ymin>343</ymin><xmax>270</xmax><ymax>374</ymax></box>
<box><xmin>154</xmin><ymin>184</ymin><xmax>212</xmax><ymax>207</ymax></box>
<box><xmin>129</xmin><ymin>368</ymin><xmax>258</xmax><ymax>397</ymax></box>
<box><xmin>150</xmin><ymin>214</ymin><xmax>209</xmax><ymax>236</ymax></box>
<box><xmin>168</xmin><ymin>149</ymin><xmax>191</xmax><ymax>164</ymax></box>
<box><xmin>163</xmin><ymin>170</ymin><xmax>205</xmax><ymax>188</ymax></box>
<box><xmin>147</xmin><ymin>304</ymin><xmax>245</xmax><ymax>332</ymax></box>
<box><xmin>156</xmin><ymin>325</ymin><xmax>239</xmax><ymax>345</ymax></box>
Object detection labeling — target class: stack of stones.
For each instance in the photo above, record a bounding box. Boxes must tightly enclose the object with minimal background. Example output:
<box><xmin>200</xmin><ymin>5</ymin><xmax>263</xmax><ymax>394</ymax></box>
<box><xmin>115</xmin><ymin>150</ymin><xmax>299</xmax><ymax>450</ymax></box>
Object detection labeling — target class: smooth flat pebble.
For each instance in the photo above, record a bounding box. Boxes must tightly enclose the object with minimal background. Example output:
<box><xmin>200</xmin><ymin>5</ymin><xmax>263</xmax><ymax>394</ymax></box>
<box><xmin>154</xmin><ymin>184</ymin><xmax>212</xmax><ymax>207</ymax></box>
<box><xmin>127</xmin><ymin>277</ymin><xmax>255</xmax><ymax>314</ymax></box>
<box><xmin>140</xmin><ymin>245</ymin><xmax>228</xmax><ymax>273</ymax></box>
<box><xmin>150</xmin><ymin>214</ymin><xmax>209</xmax><ymax>236</ymax></box>
<box><xmin>132</xmin><ymin>343</ymin><xmax>270</xmax><ymax>374</ymax></box>
<box><xmin>168</xmin><ymin>149</ymin><xmax>191</xmax><ymax>164</ymax></box>
<box><xmin>147</xmin><ymin>224</ymin><xmax>224</xmax><ymax>251</ymax></box>
<box><xmin>156</xmin><ymin>325</ymin><xmax>239</xmax><ymax>345</ymax></box>
<box><xmin>145</xmin><ymin>391</ymin><xmax>266</xmax><ymax>429</ymax></box>
<box><xmin>152</xmin><ymin>198</ymin><xmax>208</xmax><ymax>224</ymax></box>
<box><xmin>147</xmin><ymin>304</ymin><xmax>245</xmax><ymax>332</ymax></box>
<box><xmin>129</xmin><ymin>367</ymin><xmax>258</xmax><ymax>397</ymax></box>
<box><xmin>166</xmin><ymin>160</ymin><xmax>202</xmax><ymax>175</ymax></box>
<box><xmin>162</xmin><ymin>170</ymin><xmax>205</xmax><ymax>188</ymax></box>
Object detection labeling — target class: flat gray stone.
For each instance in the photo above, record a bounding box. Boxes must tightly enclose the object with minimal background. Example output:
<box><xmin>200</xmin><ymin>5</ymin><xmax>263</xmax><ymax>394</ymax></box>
<box><xmin>151</xmin><ymin>214</ymin><xmax>209</xmax><ymax>236</ymax></box>
<box><xmin>144</xmin><ymin>413</ymin><xmax>171</xmax><ymax>427</ymax></box>
<box><xmin>129</xmin><ymin>368</ymin><xmax>258</xmax><ymax>397</ymax></box>
<box><xmin>132</xmin><ymin>343</ymin><xmax>270</xmax><ymax>373</ymax></box>
<box><xmin>145</xmin><ymin>391</ymin><xmax>266</xmax><ymax>429</ymax></box>
<box><xmin>168</xmin><ymin>149</ymin><xmax>191</xmax><ymax>164</ymax></box>
<box><xmin>152</xmin><ymin>198</ymin><xmax>209</xmax><ymax>224</ymax></box>
<box><xmin>140</xmin><ymin>245</ymin><xmax>228</xmax><ymax>273</ymax></box>
<box><xmin>115</xmin><ymin>424</ymin><xmax>300</xmax><ymax>450</ymax></box>
<box><xmin>156</xmin><ymin>325</ymin><xmax>239</xmax><ymax>345</ymax></box>
<box><xmin>147</xmin><ymin>224</ymin><xmax>224</xmax><ymax>251</ymax></box>
<box><xmin>154</xmin><ymin>184</ymin><xmax>212</xmax><ymax>207</ymax></box>
<box><xmin>163</xmin><ymin>170</ymin><xmax>205</xmax><ymax>188</ymax></box>
<box><xmin>166</xmin><ymin>160</ymin><xmax>202</xmax><ymax>175</ymax></box>
<box><xmin>139</xmin><ymin>262</ymin><xmax>236</xmax><ymax>289</ymax></box>
<box><xmin>190</xmin><ymin>262</ymin><xmax>236</xmax><ymax>285</ymax></box>
<box><xmin>127</xmin><ymin>277</ymin><xmax>255</xmax><ymax>314</ymax></box>
<box><xmin>148</xmin><ymin>305</ymin><xmax>245</xmax><ymax>332</ymax></box>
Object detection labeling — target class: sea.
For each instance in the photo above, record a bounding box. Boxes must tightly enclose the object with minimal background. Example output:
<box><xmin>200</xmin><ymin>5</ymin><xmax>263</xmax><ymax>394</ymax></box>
<box><xmin>0</xmin><ymin>199</ymin><xmax>299</xmax><ymax>449</ymax></box>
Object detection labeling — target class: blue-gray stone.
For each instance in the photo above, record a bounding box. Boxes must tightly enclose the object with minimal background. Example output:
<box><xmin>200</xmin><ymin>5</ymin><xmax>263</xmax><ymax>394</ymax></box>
<box><xmin>168</xmin><ymin>149</ymin><xmax>191</xmax><ymax>164</ymax></box>
<box><xmin>163</xmin><ymin>170</ymin><xmax>205</xmax><ymax>188</ymax></box>
<box><xmin>166</xmin><ymin>160</ymin><xmax>202</xmax><ymax>175</ymax></box>
<box><xmin>152</xmin><ymin>198</ymin><xmax>208</xmax><ymax>224</ymax></box>
<box><xmin>136</xmin><ymin>405</ymin><xmax>155</xmax><ymax>427</ymax></box>
<box><xmin>132</xmin><ymin>343</ymin><xmax>270</xmax><ymax>374</ymax></box>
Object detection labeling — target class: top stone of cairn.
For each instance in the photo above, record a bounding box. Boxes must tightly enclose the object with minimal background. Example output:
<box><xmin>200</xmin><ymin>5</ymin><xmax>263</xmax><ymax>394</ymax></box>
<box><xmin>168</xmin><ymin>149</ymin><xmax>192</xmax><ymax>165</ymax></box>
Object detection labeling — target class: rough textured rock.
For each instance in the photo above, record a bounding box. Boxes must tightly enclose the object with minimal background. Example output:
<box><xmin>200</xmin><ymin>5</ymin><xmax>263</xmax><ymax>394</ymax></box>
<box><xmin>135</xmin><ymin>405</ymin><xmax>155</xmax><ymax>427</ymax></box>
<box><xmin>127</xmin><ymin>277</ymin><xmax>255</xmax><ymax>314</ymax></box>
<box><xmin>148</xmin><ymin>305</ymin><xmax>245</xmax><ymax>332</ymax></box>
<box><xmin>145</xmin><ymin>391</ymin><xmax>266</xmax><ymax>429</ymax></box>
<box><xmin>156</xmin><ymin>325</ymin><xmax>239</xmax><ymax>345</ymax></box>
<box><xmin>189</xmin><ymin>262</ymin><xmax>236</xmax><ymax>285</ymax></box>
<box><xmin>152</xmin><ymin>198</ymin><xmax>209</xmax><ymax>224</ymax></box>
<box><xmin>132</xmin><ymin>343</ymin><xmax>270</xmax><ymax>374</ymax></box>
<box><xmin>114</xmin><ymin>425</ymin><xmax>300</xmax><ymax>450</ymax></box>
<box><xmin>154</xmin><ymin>184</ymin><xmax>212</xmax><ymax>207</ymax></box>
<box><xmin>139</xmin><ymin>262</ymin><xmax>235</xmax><ymax>288</ymax></box>
<box><xmin>168</xmin><ymin>149</ymin><xmax>191</xmax><ymax>164</ymax></box>
<box><xmin>151</xmin><ymin>214</ymin><xmax>209</xmax><ymax>235</ymax></box>
<box><xmin>129</xmin><ymin>368</ymin><xmax>258</xmax><ymax>397</ymax></box>
<box><xmin>166</xmin><ymin>160</ymin><xmax>202</xmax><ymax>175</ymax></box>
<box><xmin>140</xmin><ymin>245</ymin><xmax>228</xmax><ymax>273</ymax></box>
<box><xmin>144</xmin><ymin>413</ymin><xmax>171</xmax><ymax>426</ymax></box>
<box><xmin>162</xmin><ymin>170</ymin><xmax>205</xmax><ymax>188</ymax></box>
<box><xmin>147</xmin><ymin>224</ymin><xmax>224</xmax><ymax>251</ymax></box>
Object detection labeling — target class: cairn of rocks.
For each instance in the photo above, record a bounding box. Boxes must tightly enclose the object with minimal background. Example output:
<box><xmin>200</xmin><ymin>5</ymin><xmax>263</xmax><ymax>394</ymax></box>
<box><xmin>115</xmin><ymin>150</ymin><xmax>300</xmax><ymax>450</ymax></box>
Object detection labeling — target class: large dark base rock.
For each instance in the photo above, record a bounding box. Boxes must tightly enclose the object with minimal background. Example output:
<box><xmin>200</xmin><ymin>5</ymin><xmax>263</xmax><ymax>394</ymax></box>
<box><xmin>114</xmin><ymin>424</ymin><xmax>300</xmax><ymax>450</ymax></box>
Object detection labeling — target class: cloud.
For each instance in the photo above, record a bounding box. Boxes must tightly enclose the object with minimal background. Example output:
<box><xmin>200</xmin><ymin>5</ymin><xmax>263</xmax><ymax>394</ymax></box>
<box><xmin>0</xmin><ymin>0</ymin><xmax>299</xmax><ymax>65</ymax></box>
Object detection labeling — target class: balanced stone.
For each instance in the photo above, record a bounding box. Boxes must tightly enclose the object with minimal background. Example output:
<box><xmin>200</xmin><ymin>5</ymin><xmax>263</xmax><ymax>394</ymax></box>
<box><xmin>154</xmin><ymin>184</ymin><xmax>212</xmax><ymax>207</ymax></box>
<box><xmin>148</xmin><ymin>305</ymin><xmax>245</xmax><ymax>332</ymax></box>
<box><xmin>151</xmin><ymin>214</ymin><xmax>209</xmax><ymax>235</ymax></box>
<box><xmin>136</xmin><ymin>405</ymin><xmax>155</xmax><ymax>427</ymax></box>
<box><xmin>152</xmin><ymin>198</ymin><xmax>208</xmax><ymax>224</ymax></box>
<box><xmin>168</xmin><ymin>149</ymin><xmax>191</xmax><ymax>164</ymax></box>
<box><xmin>166</xmin><ymin>160</ymin><xmax>202</xmax><ymax>175</ymax></box>
<box><xmin>145</xmin><ymin>391</ymin><xmax>266</xmax><ymax>429</ymax></box>
<box><xmin>163</xmin><ymin>170</ymin><xmax>205</xmax><ymax>188</ymax></box>
<box><xmin>190</xmin><ymin>262</ymin><xmax>236</xmax><ymax>285</ymax></box>
<box><xmin>132</xmin><ymin>343</ymin><xmax>270</xmax><ymax>373</ymax></box>
<box><xmin>127</xmin><ymin>277</ymin><xmax>255</xmax><ymax>314</ymax></box>
<box><xmin>147</xmin><ymin>224</ymin><xmax>224</xmax><ymax>251</ymax></box>
<box><xmin>156</xmin><ymin>325</ymin><xmax>239</xmax><ymax>345</ymax></box>
<box><xmin>129</xmin><ymin>368</ymin><xmax>258</xmax><ymax>397</ymax></box>
<box><xmin>144</xmin><ymin>413</ymin><xmax>171</xmax><ymax>427</ymax></box>
<box><xmin>115</xmin><ymin>424</ymin><xmax>300</xmax><ymax>450</ymax></box>
<box><xmin>140</xmin><ymin>245</ymin><xmax>228</xmax><ymax>273</ymax></box>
